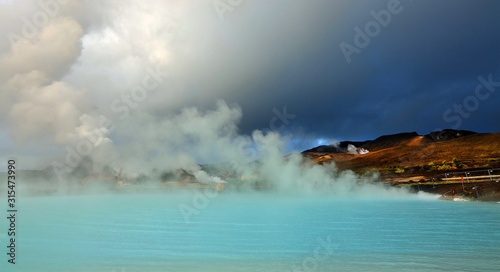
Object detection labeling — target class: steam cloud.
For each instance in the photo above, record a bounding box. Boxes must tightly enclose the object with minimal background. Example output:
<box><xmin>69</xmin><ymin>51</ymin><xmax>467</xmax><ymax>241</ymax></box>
<box><xmin>1</xmin><ymin>0</ymin><xmax>329</xmax><ymax>168</ymax></box>
<box><xmin>0</xmin><ymin>1</ymin><xmax>418</xmax><ymax>199</ymax></box>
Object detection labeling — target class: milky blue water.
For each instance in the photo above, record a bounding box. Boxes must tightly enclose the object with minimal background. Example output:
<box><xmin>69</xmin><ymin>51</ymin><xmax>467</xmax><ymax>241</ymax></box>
<box><xmin>2</xmin><ymin>192</ymin><xmax>500</xmax><ymax>272</ymax></box>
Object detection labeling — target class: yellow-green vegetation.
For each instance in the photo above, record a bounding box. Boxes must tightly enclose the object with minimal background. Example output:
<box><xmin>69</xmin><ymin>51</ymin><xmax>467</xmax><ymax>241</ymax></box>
<box><xmin>421</xmin><ymin>158</ymin><xmax>470</xmax><ymax>171</ymax></box>
<box><xmin>395</xmin><ymin>168</ymin><xmax>405</xmax><ymax>173</ymax></box>
<box><xmin>387</xmin><ymin>158</ymin><xmax>476</xmax><ymax>173</ymax></box>
<box><xmin>487</xmin><ymin>158</ymin><xmax>500</xmax><ymax>163</ymax></box>
<box><xmin>438</xmin><ymin>164</ymin><xmax>451</xmax><ymax>171</ymax></box>
<box><xmin>387</xmin><ymin>165</ymin><xmax>406</xmax><ymax>173</ymax></box>
<box><xmin>428</xmin><ymin>161</ymin><xmax>438</xmax><ymax>171</ymax></box>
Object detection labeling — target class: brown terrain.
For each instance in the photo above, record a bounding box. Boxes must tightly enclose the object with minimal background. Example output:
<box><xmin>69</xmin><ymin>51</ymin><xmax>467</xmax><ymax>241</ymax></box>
<box><xmin>302</xmin><ymin>130</ymin><xmax>500</xmax><ymax>201</ymax></box>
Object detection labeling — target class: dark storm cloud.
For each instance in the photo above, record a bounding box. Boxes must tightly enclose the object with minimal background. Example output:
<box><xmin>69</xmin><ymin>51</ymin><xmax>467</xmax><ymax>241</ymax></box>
<box><xmin>224</xmin><ymin>0</ymin><xmax>500</xmax><ymax>142</ymax></box>
<box><xmin>1</xmin><ymin>0</ymin><xmax>498</xmax><ymax>170</ymax></box>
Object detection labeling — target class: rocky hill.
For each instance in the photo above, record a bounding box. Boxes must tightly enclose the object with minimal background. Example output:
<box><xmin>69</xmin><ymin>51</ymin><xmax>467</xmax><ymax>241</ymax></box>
<box><xmin>302</xmin><ymin>129</ymin><xmax>500</xmax><ymax>182</ymax></box>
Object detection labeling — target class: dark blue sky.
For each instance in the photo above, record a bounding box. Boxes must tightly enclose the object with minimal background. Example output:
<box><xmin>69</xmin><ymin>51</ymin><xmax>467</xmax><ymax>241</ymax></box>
<box><xmin>219</xmin><ymin>0</ymin><xmax>500</xmax><ymax>142</ymax></box>
<box><xmin>1</xmin><ymin>0</ymin><xmax>499</xmax><ymax>169</ymax></box>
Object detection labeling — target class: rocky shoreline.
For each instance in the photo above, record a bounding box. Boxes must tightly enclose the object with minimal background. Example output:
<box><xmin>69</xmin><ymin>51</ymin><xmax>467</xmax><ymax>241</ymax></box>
<box><xmin>403</xmin><ymin>180</ymin><xmax>500</xmax><ymax>202</ymax></box>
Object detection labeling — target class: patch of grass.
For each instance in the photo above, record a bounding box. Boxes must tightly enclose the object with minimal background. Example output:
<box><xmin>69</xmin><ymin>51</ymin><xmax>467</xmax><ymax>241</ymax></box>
<box><xmin>388</xmin><ymin>165</ymin><xmax>407</xmax><ymax>172</ymax></box>
<box><xmin>438</xmin><ymin>164</ymin><xmax>451</xmax><ymax>171</ymax></box>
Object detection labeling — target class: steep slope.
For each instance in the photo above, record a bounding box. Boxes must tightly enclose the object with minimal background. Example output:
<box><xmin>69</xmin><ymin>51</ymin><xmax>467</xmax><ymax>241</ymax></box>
<box><xmin>302</xmin><ymin>131</ymin><xmax>500</xmax><ymax>178</ymax></box>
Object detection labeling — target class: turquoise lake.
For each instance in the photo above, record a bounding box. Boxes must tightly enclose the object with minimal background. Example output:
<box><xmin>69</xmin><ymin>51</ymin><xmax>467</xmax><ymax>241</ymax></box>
<box><xmin>2</xmin><ymin>192</ymin><xmax>500</xmax><ymax>271</ymax></box>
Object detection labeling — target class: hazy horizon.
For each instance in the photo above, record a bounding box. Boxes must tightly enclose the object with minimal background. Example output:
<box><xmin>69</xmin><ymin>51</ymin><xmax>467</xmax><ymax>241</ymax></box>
<box><xmin>1</xmin><ymin>0</ymin><xmax>499</xmax><ymax>173</ymax></box>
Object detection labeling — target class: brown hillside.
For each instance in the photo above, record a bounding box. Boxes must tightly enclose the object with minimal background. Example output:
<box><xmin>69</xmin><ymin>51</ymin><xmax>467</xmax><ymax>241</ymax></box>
<box><xmin>358</xmin><ymin>132</ymin><xmax>419</xmax><ymax>151</ymax></box>
<box><xmin>303</xmin><ymin>132</ymin><xmax>500</xmax><ymax>180</ymax></box>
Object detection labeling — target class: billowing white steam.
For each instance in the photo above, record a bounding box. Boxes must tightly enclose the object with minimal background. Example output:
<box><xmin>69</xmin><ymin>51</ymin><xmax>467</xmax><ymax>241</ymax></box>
<box><xmin>347</xmin><ymin>144</ymin><xmax>369</xmax><ymax>155</ymax></box>
<box><xmin>0</xmin><ymin>1</ymin><xmax>411</xmax><ymax>198</ymax></box>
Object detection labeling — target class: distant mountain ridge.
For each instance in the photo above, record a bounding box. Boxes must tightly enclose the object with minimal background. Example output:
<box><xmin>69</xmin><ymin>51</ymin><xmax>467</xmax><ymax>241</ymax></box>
<box><xmin>302</xmin><ymin>129</ymin><xmax>500</xmax><ymax>180</ymax></box>
<box><xmin>303</xmin><ymin>129</ymin><xmax>477</xmax><ymax>154</ymax></box>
